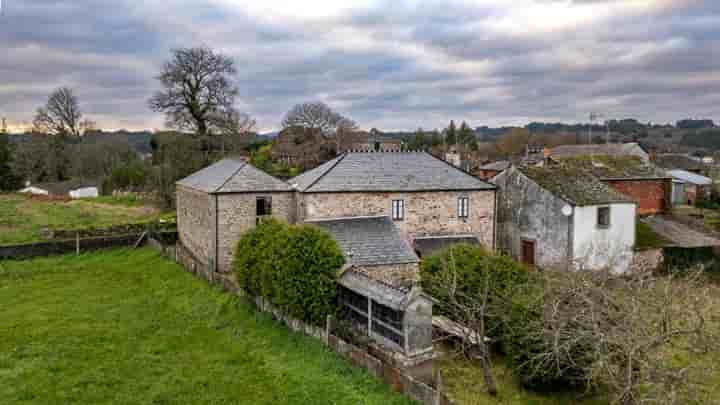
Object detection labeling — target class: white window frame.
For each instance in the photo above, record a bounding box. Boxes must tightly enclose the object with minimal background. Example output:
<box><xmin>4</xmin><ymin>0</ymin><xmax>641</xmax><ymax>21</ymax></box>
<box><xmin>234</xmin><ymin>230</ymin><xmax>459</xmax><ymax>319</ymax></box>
<box><xmin>392</xmin><ymin>199</ymin><xmax>405</xmax><ymax>221</ymax></box>
<box><xmin>458</xmin><ymin>196</ymin><xmax>469</xmax><ymax>219</ymax></box>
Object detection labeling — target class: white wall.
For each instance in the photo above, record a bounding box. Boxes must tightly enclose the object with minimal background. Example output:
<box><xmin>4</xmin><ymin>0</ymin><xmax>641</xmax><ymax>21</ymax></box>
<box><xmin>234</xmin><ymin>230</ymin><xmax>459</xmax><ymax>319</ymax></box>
<box><xmin>69</xmin><ymin>187</ymin><xmax>99</xmax><ymax>199</ymax></box>
<box><xmin>20</xmin><ymin>187</ymin><xmax>49</xmax><ymax>196</ymax></box>
<box><xmin>572</xmin><ymin>203</ymin><xmax>636</xmax><ymax>273</ymax></box>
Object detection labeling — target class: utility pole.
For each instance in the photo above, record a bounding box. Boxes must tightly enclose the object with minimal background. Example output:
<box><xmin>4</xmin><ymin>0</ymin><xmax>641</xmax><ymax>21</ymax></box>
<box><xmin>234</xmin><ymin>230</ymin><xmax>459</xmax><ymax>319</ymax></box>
<box><xmin>588</xmin><ymin>112</ymin><xmax>603</xmax><ymax>144</ymax></box>
<box><xmin>0</xmin><ymin>117</ymin><xmax>6</xmax><ymax>135</ymax></box>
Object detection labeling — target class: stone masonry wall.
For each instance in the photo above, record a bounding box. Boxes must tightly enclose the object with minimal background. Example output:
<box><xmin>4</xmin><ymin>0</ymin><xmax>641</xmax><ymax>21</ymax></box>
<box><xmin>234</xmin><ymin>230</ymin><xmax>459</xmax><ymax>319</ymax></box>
<box><xmin>631</xmin><ymin>248</ymin><xmax>664</xmax><ymax>273</ymax></box>
<box><xmin>299</xmin><ymin>191</ymin><xmax>496</xmax><ymax>248</ymax></box>
<box><xmin>176</xmin><ymin>185</ymin><xmax>212</xmax><ymax>268</ymax></box>
<box><xmin>354</xmin><ymin>262</ymin><xmax>420</xmax><ymax>287</ymax></box>
<box><xmin>216</xmin><ymin>192</ymin><xmax>295</xmax><ymax>273</ymax></box>
<box><xmin>604</xmin><ymin>179</ymin><xmax>669</xmax><ymax>216</ymax></box>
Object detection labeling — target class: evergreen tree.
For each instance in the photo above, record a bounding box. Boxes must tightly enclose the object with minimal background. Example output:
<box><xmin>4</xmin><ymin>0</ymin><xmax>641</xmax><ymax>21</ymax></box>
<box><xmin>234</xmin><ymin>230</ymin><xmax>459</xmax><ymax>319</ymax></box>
<box><xmin>458</xmin><ymin>121</ymin><xmax>478</xmax><ymax>150</ymax></box>
<box><xmin>445</xmin><ymin>120</ymin><xmax>457</xmax><ymax>146</ymax></box>
<box><xmin>0</xmin><ymin>133</ymin><xmax>21</xmax><ymax>191</ymax></box>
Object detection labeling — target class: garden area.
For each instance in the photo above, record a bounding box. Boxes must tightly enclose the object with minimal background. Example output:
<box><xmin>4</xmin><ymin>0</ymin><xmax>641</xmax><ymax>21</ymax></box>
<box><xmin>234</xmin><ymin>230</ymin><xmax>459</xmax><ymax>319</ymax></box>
<box><xmin>0</xmin><ymin>248</ymin><xmax>412</xmax><ymax>405</ymax></box>
<box><xmin>0</xmin><ymin>193</ymin><xmax>173</xmax><ymax>245</ymax></box>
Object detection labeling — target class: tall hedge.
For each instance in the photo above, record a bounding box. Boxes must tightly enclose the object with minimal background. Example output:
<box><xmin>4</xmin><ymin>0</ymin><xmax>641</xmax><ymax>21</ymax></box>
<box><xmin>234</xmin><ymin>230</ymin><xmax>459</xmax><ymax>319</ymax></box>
<box><xmin>233</xmin><ymin>219</ymin><xmax>345</xmax><ymax>326</ymax></box>
<box><xmin>420</xmin><ymin>244</ymin><xmax>532</xmax><ymax>338</ymax></box>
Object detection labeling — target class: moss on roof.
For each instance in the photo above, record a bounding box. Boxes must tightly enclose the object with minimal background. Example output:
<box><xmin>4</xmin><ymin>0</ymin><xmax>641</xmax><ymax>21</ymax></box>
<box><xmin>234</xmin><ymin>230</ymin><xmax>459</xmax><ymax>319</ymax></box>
<box><xmin>554</xmin><ymin>155</ymin><xmax>669</xmax><ymax>180</ymax></box>
<box><xmin>518</xmin><ymin>165</ymin><xmax>635</xmax><ymax>206</ymax></box>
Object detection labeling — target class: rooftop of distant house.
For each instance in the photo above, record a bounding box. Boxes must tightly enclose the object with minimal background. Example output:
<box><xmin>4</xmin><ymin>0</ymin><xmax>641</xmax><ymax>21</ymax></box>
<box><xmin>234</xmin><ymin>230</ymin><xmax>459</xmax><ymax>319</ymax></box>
<box><xmin>653</xmin><ymin>154</ymin><xmax>706</xmax><ymax>172</ymax></box>
<box><xmin>517</xmin><ymin>165</ymin><xmax>636</xmax><ymax>206</ymax></box>
<box><xmin>479</xmin><ymin>160</ymin><xmax>510</xmax><ymax>171</ymax></box>
<box><xmin>550</xmin><ymin>142</ymin><xmax>648</xmax><ymax>160</ymax></box>
<box><xmin>552</xmin><ymin>155</ymin><xmax>669</xmax><ymax>180</ymax></box>
<box><xmin>290</xmin><ymin>151</ymin><xmax>495</xmax><ymax>193</ymax></box>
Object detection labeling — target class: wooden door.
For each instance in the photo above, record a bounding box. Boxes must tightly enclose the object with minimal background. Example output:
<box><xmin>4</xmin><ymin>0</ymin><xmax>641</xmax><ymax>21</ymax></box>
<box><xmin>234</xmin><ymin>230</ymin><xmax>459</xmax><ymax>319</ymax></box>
<box><xmin>521</xmin><ymin>240</ymin><xmax>535</xmax><ymax>267</ymax></box>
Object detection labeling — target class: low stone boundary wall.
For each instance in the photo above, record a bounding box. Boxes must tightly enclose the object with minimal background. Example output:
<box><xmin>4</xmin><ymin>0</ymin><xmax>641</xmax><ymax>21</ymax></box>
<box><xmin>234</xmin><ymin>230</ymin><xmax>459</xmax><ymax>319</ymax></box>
<box><xmin>154</xmin><ymin>239</ymin><xmax>456</xmax><ymax>405</ymax></box>
<box><xmin>0</xmin><ymin>234</ymin><xmax>144</xmax><ymax>260</ymax></box>
<box><xmin>631</xmin><ymin>248</ymin><xmax>664</xmax><ymax>273</ymax></box>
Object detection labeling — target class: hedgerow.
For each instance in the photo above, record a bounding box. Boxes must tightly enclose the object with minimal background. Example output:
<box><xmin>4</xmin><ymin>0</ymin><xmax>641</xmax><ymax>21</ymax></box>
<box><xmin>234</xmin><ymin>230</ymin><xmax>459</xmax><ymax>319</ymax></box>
<box><xmin>233</xmin><ymin>218</ymin><xmax>345</xmax><ymax>326</ymax></box>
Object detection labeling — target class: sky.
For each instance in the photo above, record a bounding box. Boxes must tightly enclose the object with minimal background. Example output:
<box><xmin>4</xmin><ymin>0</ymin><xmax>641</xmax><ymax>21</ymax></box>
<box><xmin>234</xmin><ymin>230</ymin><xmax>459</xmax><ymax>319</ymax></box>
<box><xmin>0</xmin><ymin>0</ymin><xmax>718</xmax><ymax>132</ymax></box>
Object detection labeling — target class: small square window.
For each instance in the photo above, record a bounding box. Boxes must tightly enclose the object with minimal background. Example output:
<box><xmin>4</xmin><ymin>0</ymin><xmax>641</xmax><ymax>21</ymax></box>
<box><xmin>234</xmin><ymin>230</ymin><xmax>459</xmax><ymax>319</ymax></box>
<box><xmin>392</xmin><ymin>200</ymin><xmax>404</xmax><ymax>221</ymax></box>
<box><xmin>458</xmin><ymin>197</ymin><xmax>469</xmax><ymax>218</ymax></box>
<box><xmin>597</xmin><ymin>206</ymin><xmax>610</xmax><ymax>228</ymax></box>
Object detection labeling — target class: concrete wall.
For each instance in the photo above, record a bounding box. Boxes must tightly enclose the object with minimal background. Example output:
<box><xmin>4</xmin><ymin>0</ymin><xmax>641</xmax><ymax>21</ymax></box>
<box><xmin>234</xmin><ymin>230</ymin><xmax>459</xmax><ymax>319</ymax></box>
<box><xmin>572</xmin><ymin>204</ymin><xmax>636</xmax><ymax>273</ymax></box>
<box><xmin>603</xmin><ymin>179</ymin><xmax>669</xmax><ymax>215</ymax></box>
<box><xmin>216</xmin><ymin>192</ymin><xmax>295</xmax><ymax>273</ymax></box>
<box><xmin>176</xmin><ymin>185</ymin><xmax>213</xmax><ymax>269</ymax></box>
<box><xmin>299</xmin><ymin>190</ymin><xmax>495</xmax><ymax>248</ymax></box>
<box><xmin>494</xmin><ymin>167</ymin><xmax>572</xmax><ymax>269</ymax></box>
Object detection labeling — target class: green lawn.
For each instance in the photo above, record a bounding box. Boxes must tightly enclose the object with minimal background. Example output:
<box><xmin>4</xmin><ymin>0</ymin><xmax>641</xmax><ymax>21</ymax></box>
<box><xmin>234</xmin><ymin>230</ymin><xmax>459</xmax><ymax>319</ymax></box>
<box><xmin>0</xmin><ymin>249</ymin><xmax>412</xmax><ymax>405</ymax></box>
<box><xmin>0</xmin><ymin>194</ymin><xmax>167</xmax><ymax>245</ymax></box>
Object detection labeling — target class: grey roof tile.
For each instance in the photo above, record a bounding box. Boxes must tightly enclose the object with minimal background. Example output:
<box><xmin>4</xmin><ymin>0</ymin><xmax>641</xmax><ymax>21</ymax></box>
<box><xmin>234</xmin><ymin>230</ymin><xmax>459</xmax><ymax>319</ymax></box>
<box><xmin>290</xmin><ymin>152</ymin><xmax>494</xmax><ymax>192</ymax></box>
<box><xmin>307</xmin><ymin>216</ymin><xmax>419</xmax><ymax>266</ymax></box>
<box><xmin>413</xmin><ymin>235</ymin><xmax>480</xmax><ymax>257</ymax></box>
<box><xmin>177</xmin><ymin>158</ymin><xmax>292</xmax><ymax>193</ymax></box>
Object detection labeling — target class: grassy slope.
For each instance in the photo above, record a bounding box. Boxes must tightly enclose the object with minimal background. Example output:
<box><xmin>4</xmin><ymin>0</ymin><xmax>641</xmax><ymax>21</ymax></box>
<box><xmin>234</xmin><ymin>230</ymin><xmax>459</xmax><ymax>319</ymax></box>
<box><xmin>0</xmin><ymin>249</ymin><xmax>412</xmax><ymax>405</ymax></box>
<box><xmin>0</xmin><ymin>194</ymin><xmax>164</xmax><ymax>245</ymax></box>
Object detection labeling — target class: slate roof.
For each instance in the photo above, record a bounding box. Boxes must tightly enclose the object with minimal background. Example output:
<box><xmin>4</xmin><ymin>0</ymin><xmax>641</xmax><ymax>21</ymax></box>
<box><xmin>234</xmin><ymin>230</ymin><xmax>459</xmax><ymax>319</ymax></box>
<box><xmin>176</xmin><ymin>158</ymin><xmax>292</xmax><ymax>193</ymax></box>
<box><xmin>307</xmin><ymin>216</ymin><xmax>419</xmax><ymax>266</ymax></box>
<box><xmin>289</xmin><ymin>152</ymin><xmax>495</xmax><ymax>192</ymax></box>
<box><xmin>518</xmin><ymin>166</ymin><xmax>636</xmax><ymax>206</ymax></box>
<box><xmin>554</xmin><ymin>156</ymin><xmax>670</xmax><ymax>180</ymax></box>
<box><xmin>413</xmin><ymin>235</ymin><xmax>480</xmax><ymax>257</ymax></box>
<box><xmin>479</xmin><ymin>161</ymin><xmax>510</xmax><ymax>171</ymax></box>
<box><xmin>668</xmin><ymin>169</ymin><xmax>713</xmax><ymax>186</ymax></box>
<box><xmin>550</xmin><ymin>143</ymin><xmax>648</xmax><ymax>161</ymax></box>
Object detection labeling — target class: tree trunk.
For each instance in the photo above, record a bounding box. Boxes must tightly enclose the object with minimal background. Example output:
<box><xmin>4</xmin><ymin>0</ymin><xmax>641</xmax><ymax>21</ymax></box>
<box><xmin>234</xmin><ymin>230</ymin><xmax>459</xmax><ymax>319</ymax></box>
<box><xmin>478</xmin><ymin>348</ymin><xmax>498</xmax><ymax>396</ymax></box>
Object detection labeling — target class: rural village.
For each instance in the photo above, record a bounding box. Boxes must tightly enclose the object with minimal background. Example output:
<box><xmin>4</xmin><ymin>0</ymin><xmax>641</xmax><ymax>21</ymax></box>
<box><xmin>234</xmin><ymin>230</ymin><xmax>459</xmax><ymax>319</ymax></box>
<box><xmin>3</xmin><ymin>2</ymin><xmax>720</xmax><ymax>405</ymax></box>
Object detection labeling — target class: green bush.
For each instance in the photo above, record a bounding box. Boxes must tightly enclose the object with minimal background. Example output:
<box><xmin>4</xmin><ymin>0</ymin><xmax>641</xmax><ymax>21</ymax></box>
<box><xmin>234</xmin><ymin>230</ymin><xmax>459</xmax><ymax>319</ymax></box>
<box><xmin>420</xmin><ymin>244</ymin><xmax>532</xmax><ymax>338</ymax></box>
<box><xmin>233</xmin><ymin>219</ymin><xmax>345</xmax><ymax>326</ymax></box>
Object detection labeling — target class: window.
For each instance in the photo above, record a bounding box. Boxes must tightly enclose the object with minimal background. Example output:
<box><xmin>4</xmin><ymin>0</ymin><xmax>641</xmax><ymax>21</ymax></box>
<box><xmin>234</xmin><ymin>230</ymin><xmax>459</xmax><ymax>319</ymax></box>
<box><xmin>597</xmin><ymin>206</ymin><xmax>610</xmax><ymax>228</ymax></box>
<box><xmin>521</xmin><ymin>239</ymin><xmax>536</xmax><ymax>267</ymax></box>
<box><xmin>256</xmin><ymin>196</ymin><xmax>272</xmax><ymax>224</ymax></box>
<box><xmin>392</xmin><ymin>199</ymin><xmax>404</xmax><ymax>221</ymax></box>
<box><xmin>458</xmin><ymin>197</ymin><xmax>469</xmax><ymax>218</ymax></box>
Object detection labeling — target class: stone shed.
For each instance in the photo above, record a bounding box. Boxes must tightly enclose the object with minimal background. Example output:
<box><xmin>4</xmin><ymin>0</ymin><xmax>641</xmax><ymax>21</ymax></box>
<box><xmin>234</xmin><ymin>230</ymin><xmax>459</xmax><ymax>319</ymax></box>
<box><xmin>176</xmin><ymin>159</ymin><xmax>295</xmax><ymax>278</ymax></box>
<box><xmin>308</xmin><ymin>216</ymin><xmax>433</xmax><ymax>365</ymax></box>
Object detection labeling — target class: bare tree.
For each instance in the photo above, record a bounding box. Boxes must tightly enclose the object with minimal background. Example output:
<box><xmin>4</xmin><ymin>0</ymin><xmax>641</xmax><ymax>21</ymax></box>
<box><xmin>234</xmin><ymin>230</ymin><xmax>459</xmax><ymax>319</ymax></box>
<box><xmin>33</xmin><ymin>87</ymin><xmax>82</xmax><ymax>137</ymax></box>
<box><xmin>281</xmin><ymin>102</ymin><xmax>355</xmax><ymax>135</ymax></box>
<box><xmin>208</xmin><ymin>110</ymin><xmax>256</xmax><ymax>155</ymax></box>
<box><xmin>514</xmin><ymin>269</ymin><xmax>716</xmax><ymax>405</ymax></box>
<box><xmin>149</xmin><ymin>47</ymin><xmax>241</xmax><ymax>137</ymax></box>
<box><xmin>495</xmin><ymin>127</ymin><xmax>531</xmax><ymax>156</ymax></box>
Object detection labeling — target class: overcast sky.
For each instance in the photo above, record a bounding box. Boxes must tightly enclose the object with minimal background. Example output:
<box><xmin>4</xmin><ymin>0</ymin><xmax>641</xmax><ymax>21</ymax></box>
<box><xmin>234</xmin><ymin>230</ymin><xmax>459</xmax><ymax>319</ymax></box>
<box><xmin>1</xmin><ymin>0</ymin><xmax>718</xmax><ymax>132</ymax></box>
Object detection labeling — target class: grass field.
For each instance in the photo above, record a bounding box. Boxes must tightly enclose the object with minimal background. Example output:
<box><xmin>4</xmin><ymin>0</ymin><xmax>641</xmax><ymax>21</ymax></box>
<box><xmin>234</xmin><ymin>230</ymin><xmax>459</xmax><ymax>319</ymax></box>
<box><xmin>0</xmin><ymin>194</ymin><xmax>166</xmax><ymax>245</ymax></box>
<box><xmin>0</xmin><ymin>249</ymin><xmax>412</xmax><ymax>405</ymax></box>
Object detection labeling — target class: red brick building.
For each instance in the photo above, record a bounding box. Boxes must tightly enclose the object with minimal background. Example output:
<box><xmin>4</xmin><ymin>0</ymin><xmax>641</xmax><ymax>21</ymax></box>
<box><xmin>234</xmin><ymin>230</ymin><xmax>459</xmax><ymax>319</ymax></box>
<box><xmin>602</xmin><ymin>179</ymin><xmax>670</xmax><ymax>215</ymax></box>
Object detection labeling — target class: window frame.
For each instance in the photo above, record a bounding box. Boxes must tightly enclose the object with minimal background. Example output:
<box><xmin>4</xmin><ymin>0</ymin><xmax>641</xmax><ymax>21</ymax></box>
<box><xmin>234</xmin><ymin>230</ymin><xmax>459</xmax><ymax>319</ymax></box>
<box><xmin>458</xmin><ymin>196</ymin><xmax>469</xmax><ymax>219</ymax></box>
<box><xmin>256</xmin><ymin>196</ymin><xmax>273</xmax><ymax>224</ymax></box>
<box><xmin>391</xmin><ymin>199</ymin><xmax>405</xmax><ymax>221</ymax></box>
<box><xmin>597</xmin><ymin>206</ymin><xmax>611</xmax><ymax>228</ymax></box>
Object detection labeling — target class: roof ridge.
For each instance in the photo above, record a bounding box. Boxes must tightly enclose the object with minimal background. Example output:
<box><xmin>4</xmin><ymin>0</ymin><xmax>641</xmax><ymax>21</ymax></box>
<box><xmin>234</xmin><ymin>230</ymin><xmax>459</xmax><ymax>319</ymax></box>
<box><xmin>304</xmin><ymin>153</ymin><xmax>348</xmax><ymax>192</ymax></box>
<box><xmin>425</xmin><ymin>150</ymin><xmax>496</xmax><ymax>189</ymax></box>
<box><xmin>214</xmin><ymin>160</ymin><xmax>247</xmax><ymax>193</ymax></box>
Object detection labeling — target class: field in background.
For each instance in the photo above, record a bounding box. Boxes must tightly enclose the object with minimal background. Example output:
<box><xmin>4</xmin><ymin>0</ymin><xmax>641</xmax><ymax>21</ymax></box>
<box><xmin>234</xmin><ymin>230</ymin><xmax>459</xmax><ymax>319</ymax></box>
<box><xmin>0</xmin><ymin>194</ymin><xmax>171</xmax><ymax>246</ymax></box>
<box><xmin>0</xmin><ymin>249</ymin><xmax>412</xmax><ymax>405</ymax></box>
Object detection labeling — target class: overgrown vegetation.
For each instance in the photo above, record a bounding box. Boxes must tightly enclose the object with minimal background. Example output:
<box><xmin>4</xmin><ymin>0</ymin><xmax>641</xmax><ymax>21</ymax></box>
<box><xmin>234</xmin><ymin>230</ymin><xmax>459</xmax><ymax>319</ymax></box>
<box><xmin>234</xmin><ymin>218</ymin><xmax>345</xmax><ymax>326</ymax></box>
<box><xmin>635</xmin><ymin>221</ymin><xmax>671</xmax><ymax>249</ymax></box>
<box><xmin>0</xmin><ymin>248</ymin><xmax>411</xmax><ymax>405</ymax></box>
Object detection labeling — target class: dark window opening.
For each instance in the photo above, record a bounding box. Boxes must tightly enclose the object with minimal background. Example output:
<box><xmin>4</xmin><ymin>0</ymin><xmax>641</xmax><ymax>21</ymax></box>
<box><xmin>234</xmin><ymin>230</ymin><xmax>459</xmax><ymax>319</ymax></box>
<box><xmin>597</xmin><ymin>206</ymin><xmax>610</xmax><ymax>228</ymax></box>
<box><xmin>256</xmin><ymin>196</ymin><xmax>272</xmax><ymax>224</ymax></box>
<box><xmin>392</xmin><ymin>199</ymin><xmax>405</xmax><ymax>221</ymax></box>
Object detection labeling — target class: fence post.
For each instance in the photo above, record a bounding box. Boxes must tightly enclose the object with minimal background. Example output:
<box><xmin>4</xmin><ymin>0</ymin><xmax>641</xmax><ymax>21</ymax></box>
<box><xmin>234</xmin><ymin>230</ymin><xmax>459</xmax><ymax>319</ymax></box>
<box><xmin>325</xmin><ymin>315</ymin><xmax>332</xmax><ymax>346</ymax></box>
<box><xmin>434</xmin><ymin>369</ymin><xmax>443</xmax><ymax>405</ymax></box>
<box><xmin>76</xmin><ymin>232</ymin><xmax>80</xmax><ymax>255</ymax></box>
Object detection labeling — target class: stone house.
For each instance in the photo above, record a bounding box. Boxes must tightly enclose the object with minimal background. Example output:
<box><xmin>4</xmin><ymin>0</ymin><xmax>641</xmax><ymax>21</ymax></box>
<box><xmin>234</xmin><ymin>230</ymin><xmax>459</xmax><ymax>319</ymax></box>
<box><xmin>493</xmin><ymin>165</ymin><xmax>637</xmax><ymax>273</ymax></box>
<box><xmin>337</xmin><ymin>131</ymin><xmax>402</xmax><ymax>153</ymax></box>
<box><xmin>476</xmin><ymin>160</ymin><xmax>510</xmax><ymax>181</ymax></box>
<box><xmin>177</xmin><ymin>151</ymin><xmax>496</xmax><ymax>365</ymax></box>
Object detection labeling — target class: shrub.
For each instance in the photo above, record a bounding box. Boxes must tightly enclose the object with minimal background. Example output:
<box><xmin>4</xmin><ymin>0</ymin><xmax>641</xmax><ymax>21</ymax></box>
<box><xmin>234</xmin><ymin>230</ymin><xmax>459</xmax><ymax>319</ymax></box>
<box><xmin>233</xmin><ymin>219</ymin><xmax>345</xmax><ymax>326</ymax></box>
<box><xmin>420</xmin><ymin>244</ymin><xmax>531</xmax><ymax>338</ymax></box>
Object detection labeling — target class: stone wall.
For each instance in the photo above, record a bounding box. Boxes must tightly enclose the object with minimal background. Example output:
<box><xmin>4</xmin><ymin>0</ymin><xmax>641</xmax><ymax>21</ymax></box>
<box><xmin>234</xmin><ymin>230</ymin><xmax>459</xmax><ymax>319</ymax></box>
<box><xmin>603</xmin><ymin>179</ymin><xmax>669</xmax><ymax>216</ymax></box>
<box><xmin>631</xmin><ymin>248</ymin><xmax>664</xmax><ymax>273</ymax></box>
<box><xmin>216</xmin><ymin>192</ymin><xmax>295</xmax><ymax>273</ymax></box>
<box><xmin>176</xmin><ymin>185</ymin><xmax>213</xmax><ymax>269</ymax></box>
<box><xmin>299</xmin><ymin>190</ymin><xmax>496</xmax><ymax>248</ymax></box>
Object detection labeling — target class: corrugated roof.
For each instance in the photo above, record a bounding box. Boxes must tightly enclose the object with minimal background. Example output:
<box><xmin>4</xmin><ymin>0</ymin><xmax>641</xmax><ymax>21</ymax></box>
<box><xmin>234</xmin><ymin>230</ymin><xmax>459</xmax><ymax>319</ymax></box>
<box><xmin>289</xmin><ymin>152</ymin><xmax>495</xmax><ymax>192</ymax></box>
<box><xmin>518</xmin><ymin>166</ymin><xmax>636</xmax><ymax>206</ymax></box>
<box><xmin>176</xmin><ymin>158</ymin><xmax>292</xmax><ymax>193</ymax></box>
<box><xmin>668</xmin><ymin>169</ymin><xmax>712</xmax><ymax>186</ymax></box>
<box><xmin>307</xmin><ymin>216</ymin><xmax>419</xmax><ymax>266</ymax></box>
